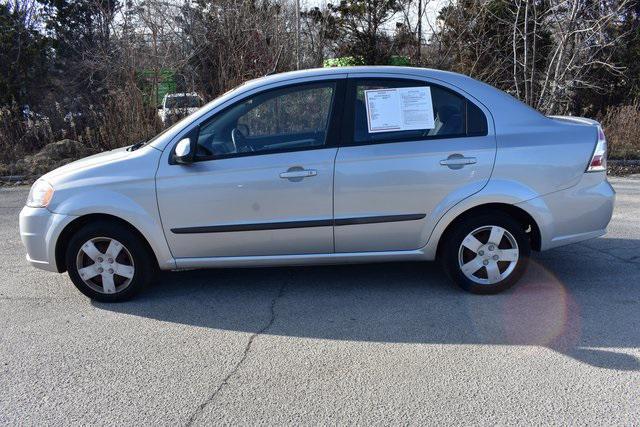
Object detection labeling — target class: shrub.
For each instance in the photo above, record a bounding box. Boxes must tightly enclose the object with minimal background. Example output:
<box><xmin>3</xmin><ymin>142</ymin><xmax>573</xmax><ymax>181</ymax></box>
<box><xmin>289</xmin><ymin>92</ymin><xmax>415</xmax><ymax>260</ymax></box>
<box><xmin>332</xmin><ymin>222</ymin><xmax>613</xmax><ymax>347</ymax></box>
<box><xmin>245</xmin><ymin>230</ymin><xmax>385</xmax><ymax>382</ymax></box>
<box><xmin>323</xmin><ymin>57</ymin><xmax>366</xmax><ymax>67</ymax></box>
<box><xmin>0</xmin><ymin>83</ymin><xmax>163</xmax><ymax>176</ymax></box>
<box><xmin>323</xmin><ymin>56</ymin><xmax>411</xmax><ymax>67</ymax></box>
<box><xmin>79</xmin><ymin>85</ymin><xmax>163</xmax><ymax>151</ymax></box>
<box><xmin>388</xmin><ymin>55</ymin><xmax>411</xmax><ymax>66</ymax></box>
<box><xmin>0</xmin><ymin>104</ymin><xmax>53</xmax><ymax>166</ymax></box>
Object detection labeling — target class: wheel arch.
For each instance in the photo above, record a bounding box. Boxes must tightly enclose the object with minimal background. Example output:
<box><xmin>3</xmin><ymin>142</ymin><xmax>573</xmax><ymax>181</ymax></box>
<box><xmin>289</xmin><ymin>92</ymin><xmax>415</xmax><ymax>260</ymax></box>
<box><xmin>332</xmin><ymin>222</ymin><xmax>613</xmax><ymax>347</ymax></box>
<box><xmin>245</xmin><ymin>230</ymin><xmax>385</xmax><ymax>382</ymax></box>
<box><xmin>435</xmin><ymin>203</ymin><xmax>542</xmax><ymax>259</ymax></box>
<box><xmin>54</xmin><ymin>213</ymin><xmax>159</xmax><ymax>273</ymax></box>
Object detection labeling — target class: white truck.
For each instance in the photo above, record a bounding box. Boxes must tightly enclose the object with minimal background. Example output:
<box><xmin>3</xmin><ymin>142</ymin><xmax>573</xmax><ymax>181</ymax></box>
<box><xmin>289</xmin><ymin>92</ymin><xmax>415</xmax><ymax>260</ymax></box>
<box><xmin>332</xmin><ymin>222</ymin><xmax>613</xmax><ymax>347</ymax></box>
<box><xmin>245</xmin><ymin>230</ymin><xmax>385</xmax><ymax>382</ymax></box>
<box><xmin>157</xmin><ymin>92</ymin><xmax>204</xmax><ymax>125</ymax></box>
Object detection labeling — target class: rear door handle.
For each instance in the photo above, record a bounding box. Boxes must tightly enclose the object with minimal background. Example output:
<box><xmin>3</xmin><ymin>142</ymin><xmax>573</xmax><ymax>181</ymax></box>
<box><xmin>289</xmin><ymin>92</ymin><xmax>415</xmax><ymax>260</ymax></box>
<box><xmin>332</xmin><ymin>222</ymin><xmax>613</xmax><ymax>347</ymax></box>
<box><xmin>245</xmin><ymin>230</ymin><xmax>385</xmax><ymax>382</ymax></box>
<box><xmin>440</xmin><ymin>154</ymin><xmax>477</xmax><ymax>169</ymax></box>
<box><xmin>279</xmin><ymin>167</ymin><xmax>317</xmax><ymax>181</ymax></box>
<box><xmin>279</xmin><ymin>170</ymin><xmax>317</xmax><ymax>178</ymax></box>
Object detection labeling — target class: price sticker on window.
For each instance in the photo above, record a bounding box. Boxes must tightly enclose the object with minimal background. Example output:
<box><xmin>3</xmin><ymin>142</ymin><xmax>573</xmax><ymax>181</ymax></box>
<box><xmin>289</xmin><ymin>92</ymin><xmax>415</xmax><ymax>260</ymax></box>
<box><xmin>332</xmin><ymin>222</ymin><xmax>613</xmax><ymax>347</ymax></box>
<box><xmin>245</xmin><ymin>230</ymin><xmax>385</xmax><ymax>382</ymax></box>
<box><xmin>364</xmin><ymin>87</ymin><xmax>435</xmax><ymax>133</ymax></box>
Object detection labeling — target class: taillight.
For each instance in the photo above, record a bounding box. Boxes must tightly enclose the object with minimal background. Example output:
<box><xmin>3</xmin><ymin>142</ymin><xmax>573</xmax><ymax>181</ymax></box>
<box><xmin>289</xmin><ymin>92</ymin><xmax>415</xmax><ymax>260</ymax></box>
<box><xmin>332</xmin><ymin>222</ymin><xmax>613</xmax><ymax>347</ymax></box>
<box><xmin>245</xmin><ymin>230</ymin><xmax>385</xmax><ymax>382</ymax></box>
<box><xmin>586</xmin><ymin>126</ymin><xmax>607</xmax><ymax>172</ymax></box>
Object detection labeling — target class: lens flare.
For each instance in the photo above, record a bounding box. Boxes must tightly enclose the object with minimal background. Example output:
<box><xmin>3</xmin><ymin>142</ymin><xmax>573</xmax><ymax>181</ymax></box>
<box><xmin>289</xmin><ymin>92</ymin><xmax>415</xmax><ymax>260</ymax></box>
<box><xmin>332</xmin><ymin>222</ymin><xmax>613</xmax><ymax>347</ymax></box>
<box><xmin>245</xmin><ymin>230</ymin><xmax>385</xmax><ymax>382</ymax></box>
<box><xmin>464</xmin><ymin>259</ymin><xmax>580</xmax><ymax>350</ymax></box>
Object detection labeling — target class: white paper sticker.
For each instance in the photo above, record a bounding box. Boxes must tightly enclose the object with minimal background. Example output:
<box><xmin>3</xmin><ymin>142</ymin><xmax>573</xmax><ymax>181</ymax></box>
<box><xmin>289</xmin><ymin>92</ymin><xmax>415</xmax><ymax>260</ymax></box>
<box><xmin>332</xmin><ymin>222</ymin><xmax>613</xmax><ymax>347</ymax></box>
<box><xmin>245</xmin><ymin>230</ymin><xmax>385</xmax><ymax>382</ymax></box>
<box><xmin>364</xmin><ymin>87</ymin><xmax>435</xmax><ymax>133</ymax></box>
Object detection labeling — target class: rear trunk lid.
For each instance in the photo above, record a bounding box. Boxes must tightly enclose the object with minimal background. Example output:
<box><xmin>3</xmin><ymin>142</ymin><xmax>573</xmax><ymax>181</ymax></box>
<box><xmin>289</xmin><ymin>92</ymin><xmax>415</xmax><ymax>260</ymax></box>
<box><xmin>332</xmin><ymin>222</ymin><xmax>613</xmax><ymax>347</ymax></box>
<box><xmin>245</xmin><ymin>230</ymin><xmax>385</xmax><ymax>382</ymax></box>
<box><xmin>549</xmin><ymin>115</ymin><xmax>606</xmax><ymax>173</ymax></box>
<box><xmin>548</xmin><ymin>115</ymin><xmax>600</xmax><ymax>127</ymax></box>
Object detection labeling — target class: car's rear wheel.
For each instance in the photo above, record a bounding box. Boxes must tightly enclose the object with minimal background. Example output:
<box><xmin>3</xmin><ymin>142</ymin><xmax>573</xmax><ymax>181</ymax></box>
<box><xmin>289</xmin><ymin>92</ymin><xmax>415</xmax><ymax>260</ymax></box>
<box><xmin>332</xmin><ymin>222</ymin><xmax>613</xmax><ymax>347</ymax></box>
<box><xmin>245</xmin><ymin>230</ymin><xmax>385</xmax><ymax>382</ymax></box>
<box><xmin>65</xmin><ymin>221</ymin><xmax>154</xmax><ymax>302</ymax></box>
<box><xmin>441</xmin><ymin>213</ymin><xmax>530</xmax><ymax>294</ymax></box>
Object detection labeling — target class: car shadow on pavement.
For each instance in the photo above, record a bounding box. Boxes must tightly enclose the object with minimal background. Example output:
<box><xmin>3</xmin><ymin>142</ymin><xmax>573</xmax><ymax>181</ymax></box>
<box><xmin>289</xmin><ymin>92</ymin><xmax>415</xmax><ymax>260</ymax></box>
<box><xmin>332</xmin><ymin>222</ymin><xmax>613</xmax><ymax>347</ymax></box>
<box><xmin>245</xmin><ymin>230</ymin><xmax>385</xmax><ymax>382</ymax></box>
<box><xmin>94</xmin><ymin>238</ymin><xmax>640</xmax><ymax>371</ymax></box>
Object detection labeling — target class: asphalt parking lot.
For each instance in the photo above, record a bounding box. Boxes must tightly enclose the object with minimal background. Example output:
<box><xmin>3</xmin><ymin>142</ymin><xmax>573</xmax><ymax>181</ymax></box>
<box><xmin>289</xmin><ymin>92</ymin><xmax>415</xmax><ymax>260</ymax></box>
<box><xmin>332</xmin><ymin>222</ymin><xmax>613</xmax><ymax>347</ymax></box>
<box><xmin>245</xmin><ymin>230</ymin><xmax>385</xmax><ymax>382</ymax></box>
<box><xmin>1</xmin><ymin>177</ymin><xmax>639</xmax><ymax>425</ymax></box>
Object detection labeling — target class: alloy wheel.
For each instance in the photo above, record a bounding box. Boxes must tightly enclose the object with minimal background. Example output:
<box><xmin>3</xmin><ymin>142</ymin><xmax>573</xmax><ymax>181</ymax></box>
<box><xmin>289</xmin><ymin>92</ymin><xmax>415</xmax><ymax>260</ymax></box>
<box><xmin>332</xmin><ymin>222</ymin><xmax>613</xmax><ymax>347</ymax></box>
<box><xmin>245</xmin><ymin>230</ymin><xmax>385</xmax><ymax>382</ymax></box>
<box><xmin>457</xmin><ymin>225</ymin><xmax>519</xmax><ymax>285</ymax></box>
<box><xmin>75</xmin><ymin>237</ymin><xmax>135</xmax><ymax>294</ymax></box>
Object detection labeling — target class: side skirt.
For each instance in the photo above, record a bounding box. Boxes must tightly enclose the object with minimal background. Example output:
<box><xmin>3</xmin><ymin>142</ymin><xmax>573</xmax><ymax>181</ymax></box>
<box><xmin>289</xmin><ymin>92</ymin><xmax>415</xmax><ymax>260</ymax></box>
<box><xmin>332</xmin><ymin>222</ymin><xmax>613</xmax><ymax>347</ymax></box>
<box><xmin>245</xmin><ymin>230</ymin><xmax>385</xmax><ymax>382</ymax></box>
<box><xmin>171</xmin><ymin>249</ymin><xmax>432</xmax><ymax>270</ymax></box>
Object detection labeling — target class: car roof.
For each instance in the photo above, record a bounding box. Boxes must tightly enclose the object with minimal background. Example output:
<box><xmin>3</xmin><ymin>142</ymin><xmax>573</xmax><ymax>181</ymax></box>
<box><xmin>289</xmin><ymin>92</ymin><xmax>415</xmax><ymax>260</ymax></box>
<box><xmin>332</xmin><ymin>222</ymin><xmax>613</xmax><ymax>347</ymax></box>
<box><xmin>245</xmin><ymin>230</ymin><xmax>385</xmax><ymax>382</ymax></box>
<box><xmin>248</xmin><ymin>66</ymin><xmax>467</xmax><ymax>87</ymax></box>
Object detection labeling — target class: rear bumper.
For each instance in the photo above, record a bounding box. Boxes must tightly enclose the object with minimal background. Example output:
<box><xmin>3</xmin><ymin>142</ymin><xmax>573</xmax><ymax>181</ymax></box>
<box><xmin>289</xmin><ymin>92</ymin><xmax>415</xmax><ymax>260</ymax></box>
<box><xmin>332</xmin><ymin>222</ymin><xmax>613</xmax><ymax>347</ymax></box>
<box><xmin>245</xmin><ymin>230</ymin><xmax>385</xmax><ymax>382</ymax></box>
<box><xmin>517</xmin><ymin>172</ymin><xmax>615</xmax><ymax>250</ymax></box>
<box><xmin>19</xmin><ymin>206</ymin><xmax>76</xmax><ymax>272</ymax></box>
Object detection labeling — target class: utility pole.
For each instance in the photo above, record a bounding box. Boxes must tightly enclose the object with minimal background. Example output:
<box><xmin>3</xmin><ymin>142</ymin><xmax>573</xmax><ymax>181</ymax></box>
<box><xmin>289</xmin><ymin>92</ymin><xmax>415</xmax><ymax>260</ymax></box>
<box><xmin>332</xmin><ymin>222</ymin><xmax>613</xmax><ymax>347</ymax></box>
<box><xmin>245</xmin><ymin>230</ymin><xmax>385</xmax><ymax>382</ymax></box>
<box><xmin>295</xmin><ymin>0</ymin><xmax>301</xmax><ymax>69</ymax></box>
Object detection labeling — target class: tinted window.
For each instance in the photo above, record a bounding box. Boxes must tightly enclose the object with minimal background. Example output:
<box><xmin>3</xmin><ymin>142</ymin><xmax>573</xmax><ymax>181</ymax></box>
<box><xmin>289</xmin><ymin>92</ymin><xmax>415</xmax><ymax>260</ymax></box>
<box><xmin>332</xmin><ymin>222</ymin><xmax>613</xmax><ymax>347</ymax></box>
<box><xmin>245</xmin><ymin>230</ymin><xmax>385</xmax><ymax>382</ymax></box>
<box><xmin>467</xmin><ymin>101</ymin><xmax>488</xmax><ymax>136</ymax></box>
<box><xmin>196</xmin><ymin>82</ymin><xmax>335</xmax><ymax>158</ymax></box>
<box><xmin>352</xmin><ymin>79</ymin><xmax>486</xmax><ymax>144</ymax></box>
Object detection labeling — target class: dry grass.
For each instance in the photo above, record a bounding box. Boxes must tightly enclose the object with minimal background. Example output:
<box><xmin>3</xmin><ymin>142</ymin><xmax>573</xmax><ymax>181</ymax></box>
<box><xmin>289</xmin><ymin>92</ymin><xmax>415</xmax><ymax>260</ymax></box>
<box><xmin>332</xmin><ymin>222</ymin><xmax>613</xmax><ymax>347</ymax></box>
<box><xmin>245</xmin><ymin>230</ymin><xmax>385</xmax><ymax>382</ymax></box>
<box><xmin>0</xmin><ymin>104</ymin><xmax>53</xmax><ymax>166</ymax></box>
<box><xmin>0</xmin><ymin>85</ymin><xmax>163</xmax><ymax>175</ymax></box>
<box><xmin>602</xmin><ymin>103</ymin><xmax>640</xmax><ymax>160</ymax></box>
<box><xmin>80</xmin><ymin>86</ymin><xmax>163</xmax><ymax>150</ymax></box>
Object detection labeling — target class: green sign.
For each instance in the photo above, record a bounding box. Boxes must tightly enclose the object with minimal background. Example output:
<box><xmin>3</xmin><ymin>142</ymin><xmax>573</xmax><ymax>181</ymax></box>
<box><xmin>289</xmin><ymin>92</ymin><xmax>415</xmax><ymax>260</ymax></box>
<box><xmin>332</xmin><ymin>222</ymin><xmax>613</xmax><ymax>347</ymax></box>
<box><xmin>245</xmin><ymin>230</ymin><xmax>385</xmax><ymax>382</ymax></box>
<box><xmin>139</xmin><ymin>69</ymin><xmax>177</xmax><ymax>105</ymax></box>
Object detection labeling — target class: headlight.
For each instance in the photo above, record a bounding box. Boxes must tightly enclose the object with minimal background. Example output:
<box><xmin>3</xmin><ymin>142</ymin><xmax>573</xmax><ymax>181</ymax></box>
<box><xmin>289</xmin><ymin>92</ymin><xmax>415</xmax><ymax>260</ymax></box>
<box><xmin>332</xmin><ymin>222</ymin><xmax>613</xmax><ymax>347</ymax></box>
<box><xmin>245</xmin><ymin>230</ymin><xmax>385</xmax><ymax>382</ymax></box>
<box><xmin>26</xmin><ymin>180</ymin><xmax>54</xmax><ymax>208</ymax></box>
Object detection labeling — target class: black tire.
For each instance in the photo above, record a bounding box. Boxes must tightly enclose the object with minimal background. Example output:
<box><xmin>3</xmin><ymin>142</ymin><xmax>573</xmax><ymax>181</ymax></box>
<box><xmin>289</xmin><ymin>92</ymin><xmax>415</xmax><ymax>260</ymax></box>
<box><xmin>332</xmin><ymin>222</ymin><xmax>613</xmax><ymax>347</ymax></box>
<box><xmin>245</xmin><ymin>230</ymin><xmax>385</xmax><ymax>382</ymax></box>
<box><xmin>440</xmin><ymin>212</ymin><xmax>531</xmax><ymax>294</ymax></box>
<box><xmin>65</xmin><ymin>220</ymin><xmax>155</xmax><ymax>302</ymax></box>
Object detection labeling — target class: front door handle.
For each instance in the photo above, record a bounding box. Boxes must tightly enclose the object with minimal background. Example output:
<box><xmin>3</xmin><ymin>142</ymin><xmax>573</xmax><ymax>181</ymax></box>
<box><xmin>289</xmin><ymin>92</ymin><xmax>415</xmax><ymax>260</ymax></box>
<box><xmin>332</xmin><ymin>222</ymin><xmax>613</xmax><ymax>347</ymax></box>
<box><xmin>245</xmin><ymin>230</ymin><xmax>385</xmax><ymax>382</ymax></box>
<box><xmin>440</xmin><ymin>154</ymin><xmax>477</xmax><ymax>169</ymax></box>
<box><xmin>280</xmin><ymin>167</ymin><xmax>317</xmax><ymax>181</ymax></box>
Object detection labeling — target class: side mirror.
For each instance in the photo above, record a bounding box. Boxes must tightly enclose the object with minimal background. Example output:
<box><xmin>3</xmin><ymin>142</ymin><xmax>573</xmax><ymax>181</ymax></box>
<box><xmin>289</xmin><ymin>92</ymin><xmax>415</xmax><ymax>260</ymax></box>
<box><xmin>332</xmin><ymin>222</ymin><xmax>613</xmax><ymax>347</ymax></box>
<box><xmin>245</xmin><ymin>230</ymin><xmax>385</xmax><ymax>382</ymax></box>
<box><xmin>174</xmin><ymin>137</ymin><xmax>194</xmax><ymax>165</ymax></box>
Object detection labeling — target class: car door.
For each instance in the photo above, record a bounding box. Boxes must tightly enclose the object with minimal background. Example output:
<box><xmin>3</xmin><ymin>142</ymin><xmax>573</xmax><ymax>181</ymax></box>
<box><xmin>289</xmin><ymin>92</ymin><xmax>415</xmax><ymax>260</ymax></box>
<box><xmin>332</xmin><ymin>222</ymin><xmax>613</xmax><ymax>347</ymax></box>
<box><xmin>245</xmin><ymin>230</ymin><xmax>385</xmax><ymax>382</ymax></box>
<box><xmin>156</xmin><ymin>79</ymin><xmax>345</xmax><ymax>258</ymax></box>
<box><xmin>333</xmin><ymin>75</ymin><xmax>496</xmax><ymax>253</ymax></box>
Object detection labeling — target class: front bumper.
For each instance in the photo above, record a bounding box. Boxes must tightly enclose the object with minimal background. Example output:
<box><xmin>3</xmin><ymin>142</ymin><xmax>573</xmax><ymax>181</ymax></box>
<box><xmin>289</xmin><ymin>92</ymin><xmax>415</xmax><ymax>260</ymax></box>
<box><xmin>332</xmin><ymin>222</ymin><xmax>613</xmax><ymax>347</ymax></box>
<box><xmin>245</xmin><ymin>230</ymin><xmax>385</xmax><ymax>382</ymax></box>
<box><xmin>19</xmin><ymin>206</ymin><xmax>76</xmax><ymax>272</ymax></box>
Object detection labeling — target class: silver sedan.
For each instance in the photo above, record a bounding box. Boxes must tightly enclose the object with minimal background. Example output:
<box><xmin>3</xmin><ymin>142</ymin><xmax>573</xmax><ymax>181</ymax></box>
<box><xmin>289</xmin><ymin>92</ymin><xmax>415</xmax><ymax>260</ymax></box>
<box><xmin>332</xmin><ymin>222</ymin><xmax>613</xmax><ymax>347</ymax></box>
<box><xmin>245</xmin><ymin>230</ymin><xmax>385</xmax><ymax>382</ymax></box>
<box><xmin>19</xmin><ymin>66</ymin><xmax>615</xmax><ymax>301</ymax></box>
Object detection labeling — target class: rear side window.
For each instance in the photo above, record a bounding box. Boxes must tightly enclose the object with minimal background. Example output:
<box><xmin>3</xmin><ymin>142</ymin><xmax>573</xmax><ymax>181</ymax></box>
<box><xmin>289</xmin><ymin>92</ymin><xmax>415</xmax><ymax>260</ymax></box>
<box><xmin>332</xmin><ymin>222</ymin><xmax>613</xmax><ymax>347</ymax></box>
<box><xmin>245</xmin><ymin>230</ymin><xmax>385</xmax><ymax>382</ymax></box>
<box><xmin>351</xmin><ymin>79</ymin><xmax>487</xmax><ymax>144</ymax></box>
<box><xmin>467</xmin><ymin>101</ymin><xmax>488</xmax><ymax>136</ymax></box>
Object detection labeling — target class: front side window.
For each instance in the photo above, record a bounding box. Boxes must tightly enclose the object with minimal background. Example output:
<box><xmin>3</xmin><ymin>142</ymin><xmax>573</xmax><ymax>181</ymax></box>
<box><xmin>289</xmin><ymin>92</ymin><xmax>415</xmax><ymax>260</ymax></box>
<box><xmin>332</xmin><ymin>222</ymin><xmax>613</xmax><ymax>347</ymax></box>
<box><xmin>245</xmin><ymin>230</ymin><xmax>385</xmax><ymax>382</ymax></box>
<box><xmin>352</xmin><ymin>79</ymin><xmax>486</xmax><ymax>144</ymax></box>
<box><xmin>196</xmin><ymin>82</ymin><xmax>336</xmax><ymax>158</ymax></box>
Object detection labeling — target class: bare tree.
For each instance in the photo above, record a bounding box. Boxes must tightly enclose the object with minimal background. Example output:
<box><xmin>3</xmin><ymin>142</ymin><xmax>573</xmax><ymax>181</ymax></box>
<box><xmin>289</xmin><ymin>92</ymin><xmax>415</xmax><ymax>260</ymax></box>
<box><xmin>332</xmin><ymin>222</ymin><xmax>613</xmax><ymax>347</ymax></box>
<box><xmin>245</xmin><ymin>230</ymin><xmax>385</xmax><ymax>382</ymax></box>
<box><xmin>436</xmin><ymin>0</ymin><xmax>630</xmax><ymax>115</ymax></box>
<box><xmin>534</xmin><ymin>0</ymin><xmax>629</xmax><ymax>113</ymax></box>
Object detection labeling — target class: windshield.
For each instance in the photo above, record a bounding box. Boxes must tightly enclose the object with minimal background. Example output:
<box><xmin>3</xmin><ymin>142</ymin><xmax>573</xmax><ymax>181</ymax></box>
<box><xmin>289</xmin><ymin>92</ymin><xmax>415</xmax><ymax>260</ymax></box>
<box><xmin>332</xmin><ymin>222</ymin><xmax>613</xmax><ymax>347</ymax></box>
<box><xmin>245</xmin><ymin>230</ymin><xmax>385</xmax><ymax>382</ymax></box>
<box><xmin>142</xmin><ymin>119</ymin><xmax>185</xmax><ymax>147</ymax></box>
<box><xmin>165</xmin><ymin>96</ymin><xmax>202</xmax><ymax>109</ymax></box>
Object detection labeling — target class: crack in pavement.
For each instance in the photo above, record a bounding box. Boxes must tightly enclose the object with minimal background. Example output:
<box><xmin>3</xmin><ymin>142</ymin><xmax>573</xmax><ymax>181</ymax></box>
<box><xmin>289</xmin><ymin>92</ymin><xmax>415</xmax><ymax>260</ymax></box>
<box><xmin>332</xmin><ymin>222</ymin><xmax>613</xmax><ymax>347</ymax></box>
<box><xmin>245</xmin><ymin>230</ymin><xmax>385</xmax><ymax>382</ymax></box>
<box><xmin>581</xmin><ymin>242</ymin><xmax>640</xmax><ymax>268</ymax></box>
<box><xmin>184</xmin><ymin>277</ymin><xmax>288</xmax><ymax>426</ymax></box>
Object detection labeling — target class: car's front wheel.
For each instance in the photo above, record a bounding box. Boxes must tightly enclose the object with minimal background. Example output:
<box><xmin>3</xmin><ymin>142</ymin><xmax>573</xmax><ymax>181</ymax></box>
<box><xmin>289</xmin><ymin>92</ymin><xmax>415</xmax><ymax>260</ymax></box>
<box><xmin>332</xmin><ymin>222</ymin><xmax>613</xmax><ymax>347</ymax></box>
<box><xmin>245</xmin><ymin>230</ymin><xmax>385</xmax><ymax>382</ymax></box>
<box><xmin>441</xmin><ymin>213</ymin><xmax>531</xmax><ymax>294</ymax></box>
<box><xmin>65</xmin><ymin>221</ymin><xmax>154</xmax><ymax>302</ymax></box>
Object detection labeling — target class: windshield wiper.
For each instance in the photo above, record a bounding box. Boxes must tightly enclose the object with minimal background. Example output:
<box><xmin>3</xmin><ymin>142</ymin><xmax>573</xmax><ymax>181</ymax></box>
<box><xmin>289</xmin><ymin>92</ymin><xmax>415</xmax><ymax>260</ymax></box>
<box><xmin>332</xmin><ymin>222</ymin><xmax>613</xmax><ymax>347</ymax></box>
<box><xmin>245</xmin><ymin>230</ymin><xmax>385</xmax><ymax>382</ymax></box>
<box><xmin>127</xmin><ymin>140</ymin><xmax>147</xmax><ymax>151</ymax></box>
